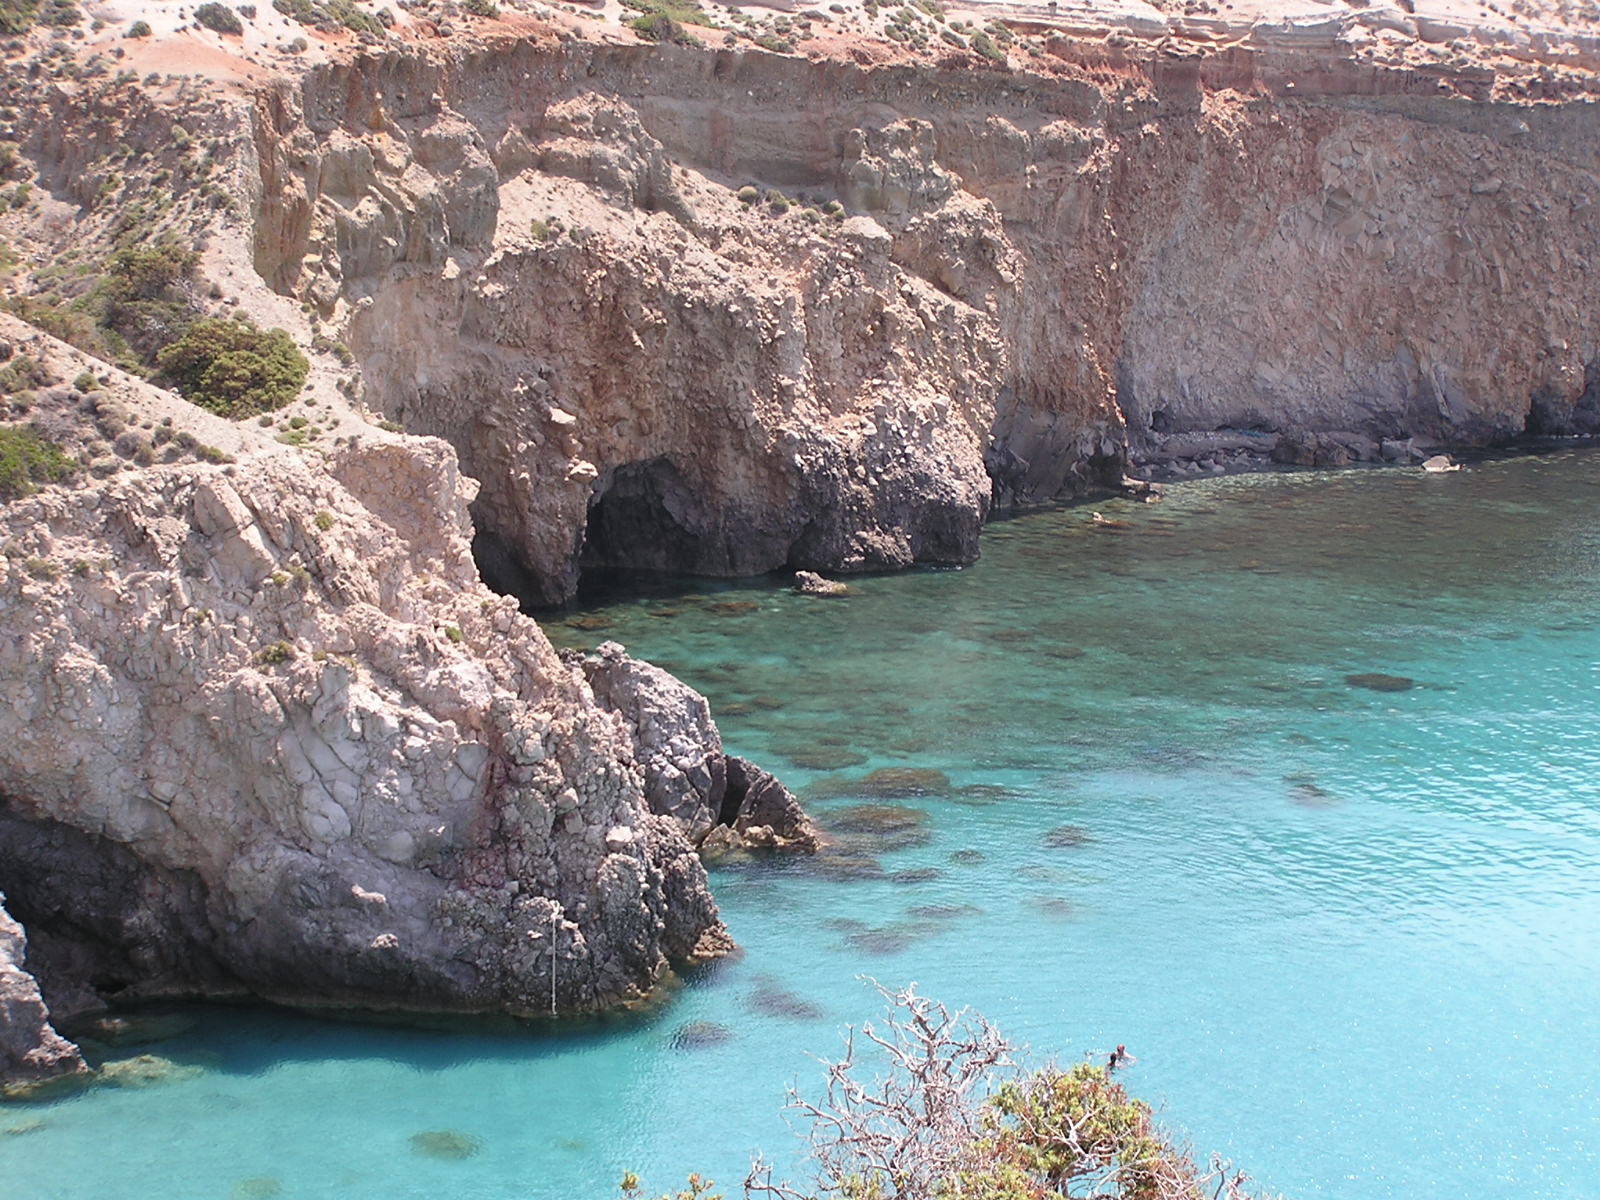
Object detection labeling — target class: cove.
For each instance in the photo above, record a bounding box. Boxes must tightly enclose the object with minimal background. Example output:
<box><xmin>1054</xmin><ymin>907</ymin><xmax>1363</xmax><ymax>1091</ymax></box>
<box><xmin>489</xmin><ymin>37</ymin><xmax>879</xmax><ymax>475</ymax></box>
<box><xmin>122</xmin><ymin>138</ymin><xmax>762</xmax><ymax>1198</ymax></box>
<box><xmin>4</xmin><ymin>449</ymin><xmax>1599</xmax><ymax>1200</ymax></box>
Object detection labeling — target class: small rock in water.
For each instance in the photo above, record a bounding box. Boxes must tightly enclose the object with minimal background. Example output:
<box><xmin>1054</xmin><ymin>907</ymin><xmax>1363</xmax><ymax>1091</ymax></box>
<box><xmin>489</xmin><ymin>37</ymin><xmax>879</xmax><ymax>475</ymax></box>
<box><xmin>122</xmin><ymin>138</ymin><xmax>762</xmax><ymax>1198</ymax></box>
<box><xmin>1042</xmin><ymin>824</ymin><xmax>1092</xmax><ymax>849</ymax></box>
<box><xmin>671</xmin><ymin>1021</ymin><xmax>734</xmax><ymax>1050</ymax></box>
<box><xmin>1345</xmin><ymin>672</ymin><xmax>1415</xmax><ymax>693</ymax></box>
<box><xmin>409</xmin><ymin>1130</ymin><xmax>483</xmax><ymax>1160</ymax></box>
<box><xmin>949</xmin><ymin>849</ymin><xmax>986</xmax><ymax>866</ymax></box>
<box><xmin>2</xmin><ymin>1119</ymin><xmax>46</xmax><ymax>1137</ymax></box>
<box><xmin>794</xmin><ymin>570</ymin><xmax>850</xmax><ymax>597</ymax></box>
<box><xmin>707</xmin><ymin>600</ymin><xmax>759</xmax><ymax>615</ymax></box>
<box><xmin>231</xmin><ymin>1179</ymin><xmax>284</xmax><ymax>1200</ymax></box>
<box><xmin>890</xmin><ymin>867</ymin><xmax>943</xmax><ymax>885</ymax></box>
<box><xmin>1421</xmin><ymin>454</ymin><xmax>1461</xmax><ymax>472</ymax></box>
<box><xmin>857</xmin><ymin>767</ymin><xmax>951</xmax><ymax>798</ymax></box>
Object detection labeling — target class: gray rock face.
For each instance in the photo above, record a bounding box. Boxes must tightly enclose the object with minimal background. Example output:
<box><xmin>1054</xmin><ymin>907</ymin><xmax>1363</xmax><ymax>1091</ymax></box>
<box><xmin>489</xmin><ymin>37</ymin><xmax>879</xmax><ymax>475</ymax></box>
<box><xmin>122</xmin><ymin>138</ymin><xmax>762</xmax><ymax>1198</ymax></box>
<box><xmin>0</xmin><ymin>437</ymin><xmax>756</xmax><ymax>1021</ymax></box>
<box><xmin>576</xmin><ymin>643</ymin><xmax>818</xmax><ymax>855</ymax></box>
<box><xmin>0</xmin><ymin>893</ymin><xmax>88</xmax><ymax>1092</ymax></box>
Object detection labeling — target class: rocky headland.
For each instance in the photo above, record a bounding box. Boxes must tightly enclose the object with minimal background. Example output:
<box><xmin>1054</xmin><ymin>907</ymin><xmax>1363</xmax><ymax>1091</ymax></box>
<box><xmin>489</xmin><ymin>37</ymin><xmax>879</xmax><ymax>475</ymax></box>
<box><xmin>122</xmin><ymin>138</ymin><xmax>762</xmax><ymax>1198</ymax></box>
<box><xmin>2</xmin><ymin>0</ymin><xmax>1599</xmax><ymax>1087</ymax></box>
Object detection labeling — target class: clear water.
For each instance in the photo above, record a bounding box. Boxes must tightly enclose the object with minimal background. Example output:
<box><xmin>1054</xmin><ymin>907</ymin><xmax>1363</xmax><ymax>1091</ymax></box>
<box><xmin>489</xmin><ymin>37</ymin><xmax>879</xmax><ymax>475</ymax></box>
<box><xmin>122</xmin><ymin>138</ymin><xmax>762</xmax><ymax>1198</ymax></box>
<box><xmin>6</xmin><ymin>451</ymin><xmax>1600</xmax><ymax>1200</ymax></box>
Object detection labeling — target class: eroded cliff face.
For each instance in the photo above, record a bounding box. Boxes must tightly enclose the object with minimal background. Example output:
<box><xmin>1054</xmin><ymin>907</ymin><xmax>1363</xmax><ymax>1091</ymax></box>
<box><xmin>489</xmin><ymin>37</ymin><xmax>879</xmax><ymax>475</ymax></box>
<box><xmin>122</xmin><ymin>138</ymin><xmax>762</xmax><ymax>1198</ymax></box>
<box><xmin>248</xmin><ymin>33</ymin><xmax>1600</xmax><ymax>603</ymax></box>
<box><xmin>0</xmin><ymin>420</ymin><xmax>773</xmax><ymax>1029</ymax></box>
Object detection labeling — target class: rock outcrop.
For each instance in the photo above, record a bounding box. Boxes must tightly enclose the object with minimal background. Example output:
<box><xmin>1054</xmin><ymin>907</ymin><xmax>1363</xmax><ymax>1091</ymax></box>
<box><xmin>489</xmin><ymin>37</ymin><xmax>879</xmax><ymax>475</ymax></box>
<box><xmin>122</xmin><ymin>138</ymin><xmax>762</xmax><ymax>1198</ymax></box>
<box><xmin>0</xmin><ymin>894</ymin><xmax>88</xmax><ymax>1093</ymax></box>
<box><xmin>576</xmin><ymin>642</ymin><xmax>818</xmax><ymax>853</ymax></box>
<box><xmin>0</xmin><ymin>432</ymin><xmax>759</xmax><ymax>1025</ymax></box>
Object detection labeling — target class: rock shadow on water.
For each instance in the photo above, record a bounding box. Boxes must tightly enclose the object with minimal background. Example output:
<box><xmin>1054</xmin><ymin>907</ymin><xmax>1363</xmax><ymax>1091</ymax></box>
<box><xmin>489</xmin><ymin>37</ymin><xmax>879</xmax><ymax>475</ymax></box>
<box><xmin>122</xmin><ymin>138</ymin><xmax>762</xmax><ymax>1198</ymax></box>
<box><xmin>409</xmin><ymin>1130</ymin><xmax>483</xmax><ymax>1160</ymax></box>
<box><xmin>671</xmin><ymin>1021</ymin><xmax>735</xmax><ymax>1050</ymax></box>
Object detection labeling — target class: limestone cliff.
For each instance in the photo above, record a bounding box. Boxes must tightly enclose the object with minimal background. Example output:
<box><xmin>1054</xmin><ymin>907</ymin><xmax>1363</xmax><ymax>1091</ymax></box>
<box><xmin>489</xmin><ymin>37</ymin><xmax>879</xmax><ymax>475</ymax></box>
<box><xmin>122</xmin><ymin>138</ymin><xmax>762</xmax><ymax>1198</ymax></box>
<box><xmin>234</xmin><ymin>22</ymin><xmax>1600</xmax><ymax>602</ymax></box>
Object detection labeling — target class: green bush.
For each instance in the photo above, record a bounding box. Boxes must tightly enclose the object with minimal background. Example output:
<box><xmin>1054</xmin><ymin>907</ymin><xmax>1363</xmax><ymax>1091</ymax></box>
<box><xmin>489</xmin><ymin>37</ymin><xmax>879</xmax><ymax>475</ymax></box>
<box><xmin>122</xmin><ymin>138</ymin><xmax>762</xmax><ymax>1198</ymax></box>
<box><xmin>737</xmin><ymin>185</ymin><xmax>759</xmax><ymax>206</ymax></box>
<box><xmin>125</xmin><ymin>18</ymin><xmax>151</xmax><ymax>36</ymax></box>
<box><xmin>194</xmin><ymin>2</ymin><xmax>243</xmax><ymax>33</ymax></box>
<box><xmin>108</xmin><ymin>242</ymin><xmax>199</xmax><ymax>301</ymax></box>
<box><xmin>968</xmin><ymin>28</ymin><xmax>1005</xmax><ymax>60</ymax></box>
<box><xmin>0</xmin><ymin>426</ymin><xmax>73</xmax><ymax>500</ymax></box>
<box><xmin>462</xmin><ymin>0</ymin><xmax>497</xmax><ymax>15</ymax></box>
<box><xmin>255</xmin><ymin>641</ymin><xmax>295</xmax><ymax>666</ymax></box>
<box><xmin>0</xmin><ymin>355</ymin><xmax>51</xmax><ymax>395</ymax></box>
<box><xmin>155</xmin><ymin>319</ymin><xmax>309</xmax><ymax>418</ymax></box>
<box><xmin>0</xmin><ymin>0</ymin><xmax>38</xmax><ymax>35</ymax></box>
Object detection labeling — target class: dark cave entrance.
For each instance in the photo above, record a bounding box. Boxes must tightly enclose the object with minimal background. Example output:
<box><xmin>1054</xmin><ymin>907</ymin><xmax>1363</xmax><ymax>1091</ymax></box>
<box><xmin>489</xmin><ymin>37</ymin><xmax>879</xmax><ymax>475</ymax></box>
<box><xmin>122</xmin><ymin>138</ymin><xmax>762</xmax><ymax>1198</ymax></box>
<box><xmin>580</xmin><ymin>457</ymin><xmax>713</xmax><ymax>578</ymax></box>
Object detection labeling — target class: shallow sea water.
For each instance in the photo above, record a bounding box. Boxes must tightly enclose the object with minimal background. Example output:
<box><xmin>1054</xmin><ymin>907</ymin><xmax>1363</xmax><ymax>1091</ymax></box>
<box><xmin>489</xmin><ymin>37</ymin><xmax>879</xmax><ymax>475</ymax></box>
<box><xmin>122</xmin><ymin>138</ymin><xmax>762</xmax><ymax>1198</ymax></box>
<box><xmin>6</xmin><ymin>451</ymin><xmax>1600</xmax><ymax>1200</ymax></box>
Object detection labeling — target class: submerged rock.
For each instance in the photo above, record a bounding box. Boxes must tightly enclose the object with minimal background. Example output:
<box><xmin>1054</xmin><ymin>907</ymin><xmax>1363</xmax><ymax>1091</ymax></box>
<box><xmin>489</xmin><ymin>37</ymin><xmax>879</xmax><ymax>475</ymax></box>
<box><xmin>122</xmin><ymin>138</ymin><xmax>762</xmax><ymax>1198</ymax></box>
<box><xmin>1042</xmin><ymin>824</ymin><xmax>1093</xmax><ymax>849</ymax></box>
<box><xmin>1346</xmin><ymin>672</ymin><xmax>1416</xmax><ymax>693</ymax></box>
<box><xmin>777</xmin><ymin>745</ymin><xmax>869</xmax><ymax>772</ymax></box>
<box><xmin>231</xmin><ymin>1179</ymin><xmax>285</xmax><ymax>1200</ymax></box>
<box><xmin>857</xmin><ymin>768</ymin><xmax>952</xmax><ymax>798</ymax></box>
<box><xmin>78</xmin><ymin>1012</ymin><xmax>197</xmax><ymax>1048</ymax></box>
<box><xmin>409</xmin><ymin>1130</ymin><xmax>483</xmax><ymax>1160</ymax></box>
<box><xmin>745</xmin><ymin>980</ymin><xmax>824</xmax><ymax>1022</ymax></box>
<box><xmin>671</xmin><ymin>1021</ymin><xmax>734</xmax><ymax>1050</ymax></box>
<box><xmin>98</xmin><ymin>1054</ymin><xmax>205</xmax><ymax>1089</ymax></box>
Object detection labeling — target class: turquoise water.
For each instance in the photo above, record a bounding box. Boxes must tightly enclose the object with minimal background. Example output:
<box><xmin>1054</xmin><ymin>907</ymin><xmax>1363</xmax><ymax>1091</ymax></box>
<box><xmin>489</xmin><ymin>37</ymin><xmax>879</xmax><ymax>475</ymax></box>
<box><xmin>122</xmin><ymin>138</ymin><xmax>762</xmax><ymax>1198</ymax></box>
<box><xmin>6</xmin><ymin>451</ymin><xmax>1600</xmax><ymax>1199</ymax></box>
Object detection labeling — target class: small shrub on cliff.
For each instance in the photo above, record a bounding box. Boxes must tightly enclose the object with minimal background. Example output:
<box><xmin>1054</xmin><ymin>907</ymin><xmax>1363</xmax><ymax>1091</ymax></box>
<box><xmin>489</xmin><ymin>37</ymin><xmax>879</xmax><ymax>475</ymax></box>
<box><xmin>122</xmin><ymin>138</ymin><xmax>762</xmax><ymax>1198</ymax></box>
<box><xmin>125</xmin><ymin>18</ymin><xmax>151</xmax><ymax>35</ymax></box>
<box><xmin>156</xmin><ymin>318</ymin><xmax>309</xmax><ymax>419</ymax></box>
<box><xmin>255</xmin><ymin>641</ymin><xmax>295</xmax><ymax>666</ymax></box>
<box><xmin>968</xmin><ymin>28</ymin><xmax>1005</xmax><ymax>60</ymax></box>
<box><xmin>462</xmin><ymin>0</ymin><xmax>497</xmax><ymax>16</ymax></box>
<box><xmin>194</xmin><ymin>2</ymin><xmax>243</xmax><ymax>33</ymax></box>
<box><xmin>737</xmin><ymin>185</ymin><xmax>759</xmax><ymax>206</ymax></box>
<box><xmin>0</xmin><ymin>425</ymin><xmax>74</xmax><ymax>501</ymax></box>
<box><xmin>622</xmin><ymin>0</ymin><xmax>714</xmax><ymax>43</ymax></box>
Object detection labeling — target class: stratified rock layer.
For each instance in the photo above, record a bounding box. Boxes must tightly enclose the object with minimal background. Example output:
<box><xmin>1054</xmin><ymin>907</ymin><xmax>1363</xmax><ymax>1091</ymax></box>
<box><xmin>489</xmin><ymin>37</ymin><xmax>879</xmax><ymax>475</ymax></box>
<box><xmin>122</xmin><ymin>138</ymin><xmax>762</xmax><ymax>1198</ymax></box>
<box><xmin>0</xmin><ymin>435</ymin><xmax>740</xmax><ymax>1024</ymax></box>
